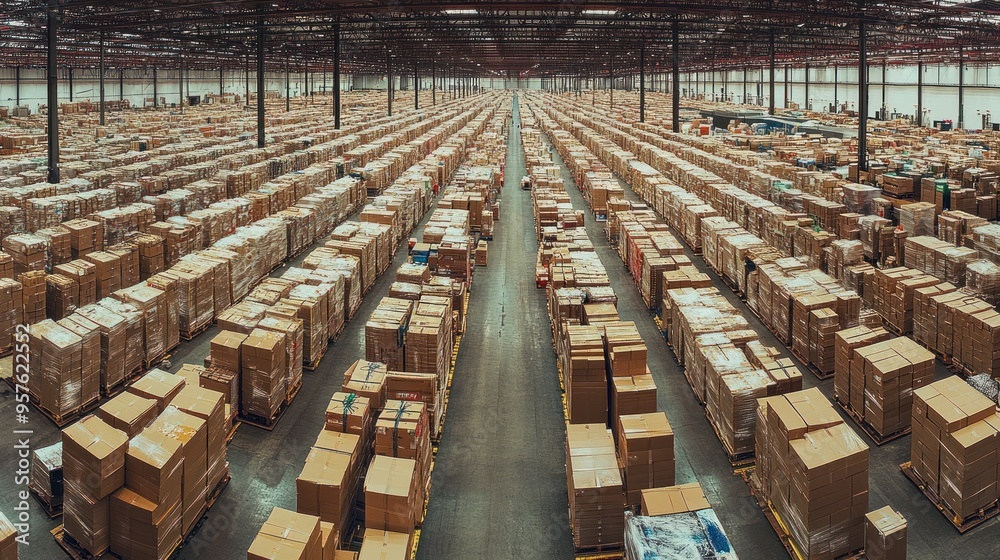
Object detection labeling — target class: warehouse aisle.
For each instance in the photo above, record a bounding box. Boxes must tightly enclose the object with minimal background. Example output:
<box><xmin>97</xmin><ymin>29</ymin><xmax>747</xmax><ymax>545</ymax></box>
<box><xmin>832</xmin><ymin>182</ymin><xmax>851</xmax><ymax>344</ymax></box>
<box><xmin>174</xmin><ymin>173</ymin><xmax>462</xmax><ymax>560</ymax></box>
<box><xmin>537</xmin><ymin>127</ymin><xmax>789</xmax><ymax>559</ymax></box>
<box><xmin>418</xmin><ymin>95</ymin><xmax>574</xmax><ymax>559</ymax></box>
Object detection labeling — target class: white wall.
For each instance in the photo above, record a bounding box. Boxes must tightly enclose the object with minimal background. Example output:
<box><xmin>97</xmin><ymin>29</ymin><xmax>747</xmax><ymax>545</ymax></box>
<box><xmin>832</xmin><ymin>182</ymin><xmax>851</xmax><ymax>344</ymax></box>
<box><xmin>658</xmin><ymin>62</ymin><xmax>1000</xmax><ymax>127</ymax></box>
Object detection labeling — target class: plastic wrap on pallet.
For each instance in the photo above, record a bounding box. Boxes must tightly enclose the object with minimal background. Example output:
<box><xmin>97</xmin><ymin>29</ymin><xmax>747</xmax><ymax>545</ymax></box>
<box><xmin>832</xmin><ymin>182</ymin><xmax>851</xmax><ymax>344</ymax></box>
<box><xmin>965</xmin><ymin>259</ymin><xmax>1000</xmax><ymax>305</ymax></box>
<box><xmin>624</xmin><ymin>510</ymin><xmax>738</xmax><ymax>560</ymax></box>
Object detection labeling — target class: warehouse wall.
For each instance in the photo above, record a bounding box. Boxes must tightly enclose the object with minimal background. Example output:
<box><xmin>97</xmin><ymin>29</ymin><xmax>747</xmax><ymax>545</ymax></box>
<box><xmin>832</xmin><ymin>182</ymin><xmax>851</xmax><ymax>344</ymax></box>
<box><xmin>0</xmin><ymin>67</ymin><xmax>348</xmax><ymax>112</ymax></box>
<box><xmin>683</xmin><ymin>63</ymin><xmax>1000</xmax><ymax>127</ymax></box>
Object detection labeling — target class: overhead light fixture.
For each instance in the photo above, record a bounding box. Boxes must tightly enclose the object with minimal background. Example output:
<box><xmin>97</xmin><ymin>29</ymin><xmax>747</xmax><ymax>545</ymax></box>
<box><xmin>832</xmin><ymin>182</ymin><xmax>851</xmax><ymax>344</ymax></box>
<box><xmin>937</xmin><ymin>35</ymin><xmax>956</xmax><ymax>40</ymax></box>
<box><xmin>583</xmin><ymin>9</ymin><xmax>617</xmax><ymax>16</ymax></box>
<box><xmin>444</xmin><ymin>9</ymin><xmax>477</xmax><ymax>15</ymax></box>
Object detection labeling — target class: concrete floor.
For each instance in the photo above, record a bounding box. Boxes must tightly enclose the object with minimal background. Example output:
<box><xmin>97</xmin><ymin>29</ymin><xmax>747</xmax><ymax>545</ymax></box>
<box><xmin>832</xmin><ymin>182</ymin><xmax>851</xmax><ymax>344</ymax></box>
<box><xmin>417</xmin><ymin>94</ymin><xmax>573</xmax><ymax>559</ymax></box>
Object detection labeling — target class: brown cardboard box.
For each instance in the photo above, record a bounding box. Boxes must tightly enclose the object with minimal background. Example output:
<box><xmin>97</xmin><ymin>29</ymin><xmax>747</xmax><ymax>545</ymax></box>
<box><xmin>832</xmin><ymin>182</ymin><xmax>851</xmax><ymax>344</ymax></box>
<box><xmin>319</xmin><ymin>521</ymin><xmax>338</xmax><ymax>560</ymax></box>
<box><xmin>0</xmin><ymin>512</ymin><xmax>16</xmax><ymax>560</ymax></box>
<box><xmin>618</xmin><ymin>413</ymin><xmax>675</xmax><ymax>508</ymax></box>
<box><xmin>865</xmin><ymin>506</ymin><xmax>907</xmax><ymax>560</ymax></box>
<box><xmin>210</xmin><ymin>330</ymin><xmax>247</xmax><ymax>376</ymax></box>
<box><xmin>342</xmin><ymin>360</ymin><xmax>388</xmax><ymax>411</ymax></box>
<box><xmin>364</xmin><ymin>456</ymin><xmax>419</xmax><ymax>534</ymax></box>
<box><xmin>610</xmin><ymin>374</ymin><xmax>657</xmax><ymax>443</ymax></box>
<box><xmin>97</xmin><ymin>392</ymin><xmax>158</xmax><ymax>438</ymax></box>
<box><xmin>296</xmin><ymin>446</ymin><xmax>359</xmax><ymax>545</ymax></box>
<box><xmin>125</xmin><ymin>427</ymin><xmax>183</xmax><ymax>520</ymax></box>
<box><xmin>247</xmin><ymin>508</ymin><xmax>323</xmax><ymax>560</ymax></box>
<box><xmin>128</xmin><ymin>368</ymin><xmax>185</xmax><ymax>414</ymax></box>
<box><xmin>357</xmin><ymin>528</ymin><xmax>411</xmax><ymax>560</ymax></box>
<box><xmin>640</xmin><ymin>482</ymin><xmax>711</xmax><ymax>516</ymax></box>
<box><xmin>110</xmin><ymin>486</ymin><xmax>182</xmax><ymax>560</ymax></box>
<box><xmin>29</xmin><ymin>319</ymin><xmax>84</xmax><ymax>420</ymax></box>
<box><xmin>64</xmin><ymin>491</ymin><xmax>111</xmax><ymax>555</ymax></box>
<box><xmin>325</xmin><ymin>392</ymin><xmax>373</xmax><ymax>439</ymax></box>
<box><xmin>386</xmin><ymin>371</ymin><xmax>442</xmax><ymax>439</ymax></box>
<box><xmin>63</xmin><ymin>415</ymin><xmax>128</xmax><ymax>501</ymax></box>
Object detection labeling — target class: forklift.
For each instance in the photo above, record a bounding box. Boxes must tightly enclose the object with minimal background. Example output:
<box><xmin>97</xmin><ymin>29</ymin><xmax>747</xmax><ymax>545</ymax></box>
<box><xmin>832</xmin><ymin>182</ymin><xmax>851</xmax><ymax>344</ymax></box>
<box><xmin>521</xmin><ymin>175</ymin><xmax>532</xmax><ymax>191</ymax></box>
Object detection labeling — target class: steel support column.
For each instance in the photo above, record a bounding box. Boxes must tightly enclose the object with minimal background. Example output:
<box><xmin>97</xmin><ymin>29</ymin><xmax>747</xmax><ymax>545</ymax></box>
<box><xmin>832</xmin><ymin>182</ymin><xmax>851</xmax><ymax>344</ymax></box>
<box><xmin>387</xmin><ymin>52</ymin><xmax>392</xmax><ymax>116</ymax></box>
<box><xmin>220</xmin><ymin>67</ymin><xmax>224</xmax><ymax>95</ymax></box>
<box><xmin>881</xmin><ymin>61</ymin><xmax>887</xmax><ymax>117</ymax></box>
<box><xmin>672</xmin><ymin>20</ymin><xmax>680</xmax><ymax>133</ymax></box>
<box><xmin>785</xmin><ymin>65</ymin><xmax>790</xmax><ymax>108</ymax></box>
<box><xmin>47</xmin><ymin>1</ymin><xmax>60</xmax><ymax>184</ymax></box>
<box><xmin>179</xmin><ymin>57</ymin><xmax>184</xmax><ymax>113</ymax></box>
<box><xmin>858</xmin><ymin>2</ymin><xmax>869</xmax><ymax>172</ymax></box>
<box><xmin>119</xmin><ymin>68</ymin><xmax>124</xmax><ymax>102</ymax></box>
<box><xmin>69</xmin><ymin>67</ymin><xmax>73</xmax><ymax>102</ymax></box>
<box><xmin>245</xmin><ymin>54</ymin><xmax>249</xmax><ymax>107</ymax></box>
<box><xmin>256</xmin><ymin>17</ymin><xmax>265</xmax><ymax>148</ymax></box>
<box><xmin>834</xmin><ymin>64</ymin><xmax>839</xmax><ymax>112</ymax></box>
<box><xmin>743</xmin><ymin>67</ymin><xmax>748</xmax><ymax>103</ymax></box>
<box><xmin>334</xmin><ymin>20</ymin><xmax>341</xmax><ymax>128</ymax></box>
<box><xmin>609</xmin><ymin>54</ymin><xmax>614</xmax><ymax>109</ymax></box>
<box><xmin>958</xmin><ymin>46</ymin><xmax>965</xmax><ymax>129</ymax></box>
<box><xmin>99</xmin><ymin>30</ymin><xmax>106</xmax><ymax>126</ymax></box>
<box><xmin>640</xmin><ymin>46</ymin><xmax>646</xmax><ymax>123</ymax></box>
<box><xmin>768</xmin><ymin>31</ymin><xmax>775</xmax><ymax>115</ymax></box>
<box><xmin>805</xmin><ymin>63</ymin><xmax>810</xmax><ymax>110</ymax></box>
<box><xmin>432</xmin><ymin>60</ymin><xmax>436</xmax><ymax>105</ymax></box>
<box><xmin>285</xmin><ymin>58</ymin><xmax>290</xmax><ymax>112</ymax></box>
<box><xmin>15</xmin><ymin>66</ymin><xmax>20</xmax><ymax>107</ymax></box>
<box><xmin>916</xmin><ymin>60</ymin><xmax>923</xmax><ymax>127</ymax></box>
<box><xmin>153</xmin><ymin>66</ymin><xmax>158</xmax><ymax>108</ymax></box>
<box><xmin>414</xmin><ymin>62</ymin><xmax>419</xmax><ymax>110</ymax></box>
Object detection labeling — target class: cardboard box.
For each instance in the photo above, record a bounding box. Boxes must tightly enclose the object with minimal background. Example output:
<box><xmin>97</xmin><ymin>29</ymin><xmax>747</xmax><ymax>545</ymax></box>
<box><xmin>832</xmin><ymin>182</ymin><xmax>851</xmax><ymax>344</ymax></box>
<box><xmin>97</xmin><ymin>392</ymin><xmax>158</xmax><ymax>438</ymax></box>
<box><xmin>619</xmin><ymin>413</ymin><xmax>675</xmax><ymax>509</ymax></box>
<box><xmin>172</xmin><ymin>384</ymin><xmax>228</xmax><ymax>492</ymax></box>
<box><xmin>342</xmin><ymin>360</ymin><xmax>388</xmax><ymax>411</ymax></box>
<box><xmin>640</xmin><ymin>482</ymin><xmax>711</xmax><ymax>517</ymax></box>
<box><xmin>364</xmin><ymin>456</ymin><xmax>420</xmax><ymax>534</ymax></box>
<box><xmin>128</xmin><ymin>368</ymin><xmax>185</xmax><ymax>414</ymax></box>
<box><xmin>0</xmin><ymin>512</ymin><xmax>16</xmax><ymax>560</ymax></box>
<box><xmin>109</xmin><ymin>486</ymin><xmax>182</xmax><ymax>560</ymax></box>
<box><xmin>247</xmin><ymin>508</ymin><xmax>323</xmax><ymax>560</ymax></box>
<box><xmin>566</xmin><ymin>424</ymin><xmax>624</xmax><ymax>550</ymax></box>
<box><xmin>150</xmin><ymin>406</ymin><xmax>208</xmax><ymax>535</ymax></box>
<box><xmin>296</xmin><ymin>446</ymin><xmax>359</xmax><ymax>545</ymax></box>
<box><xmin>865</xmin><ymin>506</ymin><xmax>907</xmax><ymax>560</ymax></box>
<box><xmin>63</xmin><ymin>415</ymin><xmax>128</xmax><ymax>501</ymax></box>
<box><xmin>210</xmin><ymin>330</ymin><xmax>247</xmax><ymax>375</ymax></box>
<box><xmin>357</xmin><ymin>528</ymin><xmax>411</xmax><ymax>560</ymax></box>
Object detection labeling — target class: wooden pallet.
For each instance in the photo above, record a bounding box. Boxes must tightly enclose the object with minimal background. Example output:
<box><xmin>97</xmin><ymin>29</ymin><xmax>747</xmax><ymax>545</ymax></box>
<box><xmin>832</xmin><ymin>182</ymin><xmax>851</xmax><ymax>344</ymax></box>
<box><xmin>881</xmin><ymin>320</ymin><xmax>908</xmax><ymax>337</ymax></box>
<box><xmin>239</xmin><ymin>398</ymin><xmax>289</xmax><ymax>431</ymax></box>
<box><xmin>916</xmin><ymin>339</ymin><xmax>951</xmax><ymax>365</ymax></box>
<box><xmin>285</xmin><ymin>379</ymin><xmax>302</xmax><ymax>405</ymax></box>
<box><xmin>789</xmin><ymin>347</ymin><xmax>834</xmax><ymax>381</ymax></box>
<box><xmin>572</xmin><ymin>539</ymin><xmax>624</xmax><ymax>558</ymax></box>
<box><xmin>739</xmin><ymin>467</ymin><xmax>864</xmax><ymax>560</ymax></box>
<box><xmin>101</xmin><ymin>376</ymin><xmax>130</xmax><ymax>398</ymax></box>
<box><xmin>31</xmin><ymin>393</ymin><xmax>100</xmax><ymax>428</ymax></box>
<box><xmin>180</xmin><ymin>320</ymin><xmax>212</xmax><ymax>341</ymax></box>
<box><xmin>226</xmin><ymin>420</ymin><xmax>241</xmax><ymax>444</ymax></box>
<box><xmin>144</xmin><ymin>352</ymin><xmax>166</xmax><ymax>370</ymax></box>
<box><xmin>899</xmin><ymin>461</ymin><xmax>1000</xmax><ymax>533</ymax></box>
<box><xmin>833</xmin><ymin>397</ymin><xmax>911</xmax><ymax>446</ymax></box>
<box><xmin>706</xmin><ymin>409</ymin><xmax>755</xmax><ymax>468</ymax></box>
<box><xmin>29</xmin><ymin>483</ymin><xmax>62</xmax><ymax>518</ymax></box>
<box><xmin>52</xmin><ymin>526</ymin><xmax>108</xmax><ymax>560</ymax></box>
<box><xmin>304</xmin><ymin>347</ymin><xmax>327</xmax><ymax>371</ymax></box>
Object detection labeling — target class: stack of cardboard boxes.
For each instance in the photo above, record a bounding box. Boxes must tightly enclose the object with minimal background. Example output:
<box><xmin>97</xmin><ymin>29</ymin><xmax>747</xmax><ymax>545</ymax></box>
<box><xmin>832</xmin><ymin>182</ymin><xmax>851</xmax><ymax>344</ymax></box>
<box><xmin>865</xmin><ymin>506</ymin><xmax>907</xmax><ymax>560</ymax></box>
<box><xmin>756</xmin><ymin>388</ymin><xmax>869</xmax><ymax>559</ymax></box>
<box><xmin>910</xmin><ymin>376</ymin><xmax>1000</xmax><ymax>522</ymax></box>
<box><xmin>834</xmin><ymin>326</ymin><xmax>891</xmax><ymax>410</ymax></box>
<box><xmin>566</xmin><ymin>423</ymin><xmax>624</xmax><ymax>550</ymax></box>
<box><xmin>240</xmin><ymin>328</ymin><xmax>287</xmax><ymax>422</ymax></box>
<box><xmin>563</xmin><ymin>325</ymin><xmax>608</xmax><ymax>425</ymax></box>
<box><xmin>849</xmin><ymin>338</ymin><xmax>935</xmax><ymax>438</ymax></box>
<box><xmin>247</xmin><ymin>508</ymin><xmax>326</xmax><ymax>560</ymax></box>
<box><xmin>63</xmin><ymin>415</ymin><xmax>128</xmax><ymax>556</ymax></box>
<box><xmin>297</xmin><ymin>430</ymin><xmax>362</xmax><ymax>547</ymax></box>
<box><xmin>617</xmin><ymin>412</ymin><xmax>675</xmax><ymax>509</ymax></box>
<box><xmin>365</xmin><ymin>297</ymin><xmax>413</xmax><ymax>371</ymax></box>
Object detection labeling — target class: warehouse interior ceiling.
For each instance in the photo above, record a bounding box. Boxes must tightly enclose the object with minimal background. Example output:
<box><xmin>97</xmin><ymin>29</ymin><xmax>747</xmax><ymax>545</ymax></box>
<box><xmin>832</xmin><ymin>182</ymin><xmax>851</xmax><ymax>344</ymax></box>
<box><xmin>3</xmin><ymin>1</ymin><xmax>1000</xmax><ymax>75</ymax></box>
